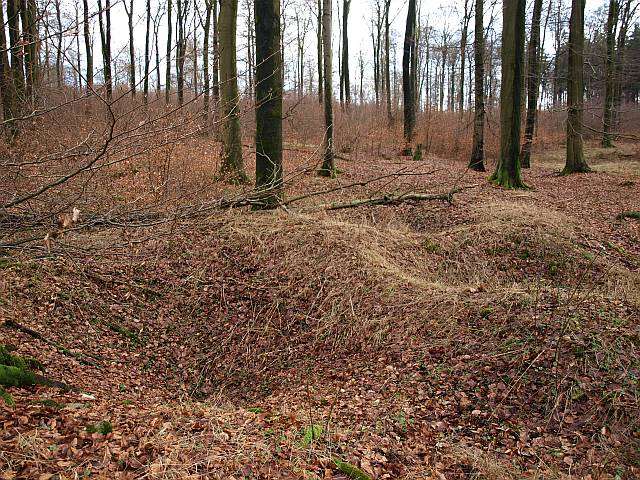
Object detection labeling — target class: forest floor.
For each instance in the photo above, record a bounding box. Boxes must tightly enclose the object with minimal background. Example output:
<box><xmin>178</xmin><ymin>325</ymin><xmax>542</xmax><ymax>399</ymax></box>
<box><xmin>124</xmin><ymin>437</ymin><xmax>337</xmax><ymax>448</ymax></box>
<box><xmin>1</xmin><ymin>140</ymin><xmax>639</xmax><ymax>479</ymax></box>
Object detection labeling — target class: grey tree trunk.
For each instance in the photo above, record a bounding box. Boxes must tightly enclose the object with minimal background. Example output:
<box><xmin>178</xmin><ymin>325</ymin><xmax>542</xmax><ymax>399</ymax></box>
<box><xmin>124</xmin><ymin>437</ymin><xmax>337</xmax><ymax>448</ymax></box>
<box><xmin>125</xmin><ymin>0</ymin><xmax>136</xmax><ymax>98</ymax></box>
<box><xmin>490</xmin><ymin>0</ymin><xmax>526</xmax><ymax>188</ymax></box>
<box><xmin>203</xmin><ymin>0</ymin><xmax>213</xmax><ymax>123</ymax></box>
<box><xmin>317</xmin><ymin>0</ymin><xmax>323</xmax><ymax>103</ymax></box>
<box><xmin>218</xmin><ymin>0</ymin><xmax>248</xmax><ymax>183</ymax></box>
<box><xmin>54</xmin><ymin>0</ymin><xmax>62</xmax><ymax>87</ymax></box>
<box><xmin>212</xmin><ymin>0</ymin><xmax>220</xmax><ymax>106</ymax></box>
<box><xmin>165</xmin><ymin>0</ymin><xmax>173</xmax><ymax>103</ymax></box>
<box><xmin>402</xmin><ymin>0</ymin><xmax>417</xmax><ymax>143</ymax></box>
<box><xmin>97</xmin><ymin>0</ymin><xmax>113</xmax><ymax>100</ymax></box>
<box><xmin>384</xmin><ymin>0</ymin><xmax>392</xmax><ymax>125</ymax></box>
<box><xmin>7</xmin><ymin>0</ymin><xmax>25</xmax><ymax>98</ymax></box>
<box><xmin>602</xmin><ymin>0</ymin><xmax>618</xmax><ymax>148</ymax></box>
<box><xmin>254</xmin><ymin>0</ymin><xmax>283</xmax><ymax>207</ymax></box>
<box><xmin>520</xmin><ymin>0</ymin><xmax>543</xmax><ymax>168</ymax></box>
<box><xmin>563</xmin><ymin>0</ymin><xmax>590</xmax><ymax>174</ymax></box>
<box><xmin>0</xmin><ymin>0</ymin><xmax>16</xmax><ymax>132</ymax></box>
<box><xmin>319</xmin><ymin>0</ymin><xmax>335</xmax><ymax>177</ymax></box>
<box><xmin>469</xmin><ymin>0</ymin><xmax>485</xmax><ymax>171</ymax></box>
<box><xmin>342</xmin><ymin>0</ymin><xmax>351</xmax><ymax>108</ymax></box>
<box><xmin>143</xmin><ymin>0</ymin><xmax>151</xmax><ymax>102</ymax></box>
<box><xmin>458</xmin><ymin>0</ymin><xmax>471</xmax><ymax>112</ymax></box>
<box><xmin>83</xmin><ymin>0</ymin><xmax>93</xmax><ymax>88</ymax></box>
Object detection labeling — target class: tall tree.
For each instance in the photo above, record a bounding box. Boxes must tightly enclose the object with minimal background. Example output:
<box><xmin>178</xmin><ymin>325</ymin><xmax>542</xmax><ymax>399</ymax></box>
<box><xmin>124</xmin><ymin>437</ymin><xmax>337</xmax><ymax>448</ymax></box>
<box><xmin>563</xmin><ymin>0</ymin><xmax>590</xmax><ymax>174</ymax></box>
<box><xmin>458</xmin><ymin>0</ymin><xmax>472</xmax><ymax>112</ymax></box>
<box><xmin>316</xmin><ymin>0</ymin><xmax>323</xmax><ymax>103</ymax></box>
<box><xmin>7</xmin><ymin>0</ymin><xmax>25</xmax><ymax>97</ymax></box>
<box><xmin>218</xmin><ymin>0</ymin><xmax>248</xmax><ymax>182</ymax></box>
<box><xmin>602</xmin><ymin>0</ymin><xmax>619</xmax><ymax>148</ymax></box>
<box><xmin>20</xmin><ymin>0</ymin><xmax>37</xmax><ymax>97</ymax></box>
<box><xmin>319</xmin><ymin>0</ymin><xmax>335</xmax><ymax>177</ymax></box>
<box><xmin>341</xmin><ymin>0</ymin><xmax>351</xmax><ymax>107</ymax></box>
<box><xmin>0</xmin><ymin>0</ymin><xmax>16</xmax><ymax>130</ymax></box>
<box><xmin>83</xmin><ymin>0</ymin><xmax>94</xmax><ymax>88</ymax></box>
<box><xmin>97</xmin><ymin>0</ymin><xmax>113</xmax><ymax>100</ymax></box>
<box><xmin>469</xmin><ymin>0</ymin><xmax>485</xmax><ymax>171</ymax></box>
<box><xmin>520</xmin><ymin>0</ymin><xmax>543</xmax><ymax>168</ymax></box>
<box><xmin>211</xmin><ymin>0</ymin><xmax>220</xmax><ymax>106</ymax></box>
<box><xmin>54</xmin><ymin>0</ymin><xmax>63</xmax><ymax>87</ymax></box>
<box><xmin>202</xmin><ymin>0</ymin><xmax>213</xmax><ymax>123</ymax></box>
<box><xmin>254</xmin><ymin>0</ymin><xmax>283</xmax><ymax>207</ymax></box>
<box><xmin>165</xmin><ymin>0</ymin><xmax>173</xmax><ymax>103</ymax></box>
<box><xmin>383</xmin><ymin>0</ymin><xmax>392</xmax><ymax>125</ymax></box>
<box><xmin>143</xmin><ymin>0</ymin><xmax>152</xmax><ymax>102</ymax></box>
<box><xmin>490</xmin><ymin>0</ymin><xmax>526</xmax><ymax>188</ymax></box>
<box><xmin>402</xmin><ymin>0</ymin><xmax>417</xmax><ymax>143</ymax></box>
<box><xmin>124</xmin><ymin>0</ymin><xmax>136</xmax><ymax>98</ymax></box>
<box><xmin>176</xmin><ymin>0</ymin><xmax>187</xmax><ymax>105</ymax></box>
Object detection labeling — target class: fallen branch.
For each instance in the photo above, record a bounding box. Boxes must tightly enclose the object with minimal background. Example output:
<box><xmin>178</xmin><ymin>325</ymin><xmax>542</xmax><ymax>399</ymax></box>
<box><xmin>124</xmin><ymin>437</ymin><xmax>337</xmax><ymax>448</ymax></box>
<box><xmin>3</xmin><ymin>320</ymin><xmax>101</xmax><ymax>368</ymax></box>
<box><xmin>321</xmin><ymin>188</ymin><xmax>465</xmax><ymax>211</ymax></box>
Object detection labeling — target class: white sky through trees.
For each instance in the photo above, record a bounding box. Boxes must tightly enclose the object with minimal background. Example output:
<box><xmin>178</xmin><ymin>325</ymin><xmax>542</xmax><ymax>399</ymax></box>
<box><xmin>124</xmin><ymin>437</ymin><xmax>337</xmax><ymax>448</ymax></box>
<box><xmin>69</xmin><ymin>0</ymin><xmax>603</xmax><ymax>99</ymax></box>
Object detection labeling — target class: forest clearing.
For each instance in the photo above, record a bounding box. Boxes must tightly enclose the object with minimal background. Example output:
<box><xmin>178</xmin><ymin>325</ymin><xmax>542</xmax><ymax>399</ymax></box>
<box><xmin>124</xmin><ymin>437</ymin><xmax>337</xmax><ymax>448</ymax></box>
<box><xmin>1</xmin><ymin>0</ymin><xmax>639</xmax><ymax>478</ymax></box>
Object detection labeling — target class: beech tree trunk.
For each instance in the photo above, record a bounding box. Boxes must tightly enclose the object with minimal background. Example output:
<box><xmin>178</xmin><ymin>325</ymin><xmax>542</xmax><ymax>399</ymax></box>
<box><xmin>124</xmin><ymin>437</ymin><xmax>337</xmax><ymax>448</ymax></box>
<box><xmin>316</xmin><ymin>0</ymin><xmax>323</xmax><ymax>103</ymax></box>
<box><xmin>203</xmin><ymin>0</ymin><xmax>213</xmax><ymax>123</ymax></box>
<box><xmin>165</xmin><ymin>0</ymin><xmax>173</xmax><ymax>103</ymax></box>
<box><xmin>342</xmin><ymin>0</ymin><xmax>351</xmax><ymax>108</ymax></box>
<box><xmin>218</xmin><ymin>0</ymin><xmax>248</xmax><ymax>183</ymax></box>
<box><xmin>319</xmin><ymin>0</ymin><xmax>335</xmax><ymax>177</ymax></box>
<box><xmin>0</xmin><ymin>0</ymin><xmax>16</xmax><ymax>130</ymax></box>
<box><xmin>83</xmin><ymin>0</ymin><xmax>93</xmax><ymax>88</ymax></box>
<box><xmin>563</xmin><ymin>0</ymin><xmax>590</xmax><ymax>174</ymax></box>
<box><xmin>469</xmin><ymin>0</ymin><xmax>485</xmax><ymax>171</ymax></box>
<box><xmin>7</xmin><ymin>0</ymin><xmax>25</xmax><ymax>98</ymax></box>
<box><xmin>602</xmin><ymin>0</ymin><xmax>619</xmax><ymax>147</ymax></box>
<box><xmin>490</xmin><ymin>0</ymin><xmax>526</xmax><ymax>188</ymax></box>
<box><xmin>254</xmin><ymin>0</ymin><xmax>283</xmax><ymax>207</ymax></box>
<box><xmin>520</xmin><ymin>0</ymin><xmax>543</xmax><ymax>168</ymax></box>
<box><xmin>402</xmin><ymin>0</ymin><xmax>417</xmax><ymax>143</ymax></box>
<box><xmin>125</xmin><ymin>0</ymin><xmax>136</xmax><ymax>98</ymax></box>
<box><xmin>143</xmin><ymin>0</ymin><xmax>151</xmax><ymax>102</ymax></box>
<box><xmin>97</xmin><ymin>0</ymin><xmax>112</xmax><ymax>100</ymax></box>
<box><xmin>54</xmin><ymin>0</ymin><xmax>62</xmax><ymax>87</ymax></box>
<box><xmin>384</xmin><ymin>0</ymin><xmax>392</xmax><ymax>125</ymax></box>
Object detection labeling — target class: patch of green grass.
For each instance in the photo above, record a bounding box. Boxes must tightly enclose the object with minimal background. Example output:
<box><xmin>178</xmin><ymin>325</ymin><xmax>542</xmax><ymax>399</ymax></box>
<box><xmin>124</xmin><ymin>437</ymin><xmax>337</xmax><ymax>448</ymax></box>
<box><xmin>86</xmin><ymin>420</ymin><xmax>113</xmax><ymax>435</ymax></box>
<box><xmin>37</xmin><ymin>399</ymin><xmax>64</xmax><ymax>409</ymax></box>
<box><xmin>0</xmin><ymin>386</ymin><xmax>14</xmax><ymax>406</ymax></box>
<box><xmin>247</xmin><ymin>407</ymin><xmax>263</xmax><ymax>414</ymax></box>
<box><xmin>423</xmin><ymin>238</ymin><xmax>441</xmax><ymax>253</ymax></box>
<box><xmin>107</xmin><ymin>322</ymin><xmax>141</xmax><ymax>345</ymax></box>
<box><xmin>617</xmin><ymin>211</ymin><xmax>640</xmax><ymax>221</ymax></box>
<box><xmin>300</xmin><ymin>424</ymin><xmax>323</xmax><ymax>447</ymax></box>
<box><xmin>333</xmin><ymin>459</ymin><xmax>372</xmax><ymax>480</ymax></box>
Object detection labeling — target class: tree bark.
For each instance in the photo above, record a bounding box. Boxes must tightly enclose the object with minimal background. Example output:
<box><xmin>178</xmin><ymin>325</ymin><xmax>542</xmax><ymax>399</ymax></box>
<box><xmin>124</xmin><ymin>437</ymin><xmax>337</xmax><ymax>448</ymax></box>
<box><xmin>203</xmin><ymin>0</ymin><xmax>212</xmax><ymax>123</ymax></box>
<box><xmin>165</xmin><ymin>0</ymin><xmax>173</xmax><ymax>103</ymax></box>
<box><xmin>520</xmin><ymin>0</ymin><xmax>543</xmax><ymax>168</ymax></box>
<box><xmin>384</xmin><ymin>0</ymin><xmax>392</xmax><ymax>125</ymax></box>
<box><xmin>0</xmin><ymin>0</ymin><xmax>16</xmax><ymax>131</ymax></box>
<box><xmin>563</xmin><ymin>0</ymin><xmax>590</xmax><ymax>174</ymax></box>
<box><xmin>602</xmin><ymin>0</ymin><xmax>618</xmax><ymax>148</ymax></box>
<box><xmin>212</xmin><ymin>0</ymin><xmax>220</xmax><ymax>106</ymax></box>
<box><xmin>83</xmin><ymin>0</ymin><xmax>93</xmax><ymax>88</ymax></box>
<box><xmin>97</xmin><ymin>0</ymin><xmax>112</xmax><ymax>100</ymax></box>
<box><xmin>469</xmin><ymin>0</ymin><xmax>485</xmax><ymax>171</ymax></box>
<box><xmin>458</xmin><ymin>0</ymin><xmax>471</xmax><ymax>112</ymax></box>
<box><xmin>218</xmin><ymin>0</ymin><xmax>248</xmax><ymax>183</ymax></box>
<box><xmin>7</xmin><ymin>0</ymin><xmax>25</xmax><ymax>98</ymax></box>
<box><xmin>54</xmin><ymin>0</ymin><xmax>63</xmax><ymax>88</ymax></box>
<box><xmin>143</xmin><ymin>0</ymin><xmax>151</xmax><ymax>102</ymax></box>
<box><xmin>319</xmin><ymin>0</ymin><xmax>335</xmax><ymax>177</ymax></box>
<box><xmin>316</xmin><ymin>0</ymin><xmax>323</xmax><ymax>103</ymax></box>
<box><xmin>254</xmin><ymin>0</ymin><xmax>283</xmax><ymax>207</ymax></box>
<box><xmin>490</xmin><ymin>0</ymin><xmax>526</xmax><ymax>188</ymax></box>
<box><xmin>342</xmin><ymin>0</ymin><xmax>351</xmax><ymax>108</ymax></box>
<box><xmin>125</xmin><ymin>0</ymin><xmax>136</xmax><ymax>98</ymax></box>
<box><xmin>402</xmin><ymin>0</ymin><xmax>417</xmax><ymax>143</ymax></box>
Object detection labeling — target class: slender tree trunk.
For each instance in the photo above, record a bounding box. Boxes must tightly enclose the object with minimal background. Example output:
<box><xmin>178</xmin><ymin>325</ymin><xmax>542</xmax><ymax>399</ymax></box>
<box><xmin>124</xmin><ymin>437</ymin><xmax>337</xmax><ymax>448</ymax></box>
<box><xmin>218</xmin><ymin>0</ymin><xmax>248</xmax><ymax>183</ymax></box>
<box><xmin>520</xmin><ymin>0</ymin><xmax>543</xmax><ymax>168</ymax></box>
<box><xmin>553</xmin><ymin>0</ymin><xmax>562</xmax><ymax>107</ymax></box>
<box><xmin>98</xmin><ymin>0</ymin><xmax>112</xmax><ymax>100</ymax></box>
<box><xmin>254</xmin><ymin>0</ymin><xmax>283</xmax><ymax>207</ymax></box>
<box><xmin>384</xmin><ymin>0</ymin><xmax>392</xmax><ymax>125</ymax></box>
<box><xmin>154</xmin><ymin>9</ymin><xmax>161</xmax><ymax>94</ymax></box>
<box><xmin>203</xmin><ymin>0</ymin><xmax>212</xmax><ymax>123</ymax></box>
<box><xmin>563</xmin><ymin>0</ymin><xmax>590</xmax><ymax>174</ymax></box>
<box><xmin>125</xmin><ymin>0</ymin><xmax>136</xmax><ymax>98</ymax></box>
<box><xmin>165</xmin><ymin>0</ymin><xmax>173</xmax><ymax>103</ymax></box>
<box><xmin>7</xmin><ymin>0</ymin><xmax>25</xmax><ymax>98</ymax></box>
<box><xmin>469</xmin><ymin>0</ymin><xmax>485</xmax><ymax>171</ymax></box>
<box><xmin>402</xmin><ymin>0</ymin><xmax>417</xmax><ymax>143</ymax></box>
<box><xmin>176</xmin><ymin>0</ymin><xmax>186</xmax><ymax>105</ymax></box>
<box><xmin>143</xmin><ymin>0</ymin><xmax>151</xmax><ymax>103</ymax></box>
<box><xmin>74</xmin><ymin>5</ymin><xmax>82</xmax><ymax>91</ymax></box>
<box><xmin>458</xmin><ymin>0</ymin><xmax>471</xmax><ymax>112</ymax></box>
<box><xmin>319</xmin><ymin>0</ymin><xmax>335</xmax><ymax>177</ymax></box>
<box><xmin>490</xmin><ymin>0</ymin><xmax>526</xmax><ymax>188</ymax></box>
<box><xmin>317</xmin><ymin>0</ymin><xmax>323</xmax><ymax>103</ymax></box>
<box><xmin>602</xmin><ymin>0</ymin><xmax>618</xmax><ymax>148</ymax></box>
<box><xmin>83</xmin><ymin>0</ymin><xmax>93</xmax><ymax>88</ymax></box>
<box><xmin>0</xmin><ymin>0</ymin><xmax>16</xmax><ymax>131</ymax></box>
<box><xmin>54</xmin><ymin>0</ymin><xmax>62</xmax><ymax>87</ymax></box>
<box><xmin>19</xmin><ymin>0</ymin><xmax>35</xmax><ymax>98</ymax></box>
<box><xmin>212</xmin><ymin>0</ymin><xmax>220</xmax><ymax>106</ymax></box>
<box><xmin>193</xmin><ymin>14</ymin><xmax>199</xmax><ymax>96</ymax></box>
<box><xmin>342</xmin><ymin>0</ymin><xmax>351</xmax><ymax>108</ymax></box>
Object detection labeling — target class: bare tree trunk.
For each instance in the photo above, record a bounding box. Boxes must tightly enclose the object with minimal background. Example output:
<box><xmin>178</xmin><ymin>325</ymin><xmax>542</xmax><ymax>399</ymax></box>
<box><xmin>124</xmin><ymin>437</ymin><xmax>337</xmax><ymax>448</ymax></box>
<box><xmin>458</xmin><ymin>0</ymin><xmax>471</xmax><ymax>112</ymax></box>
<box><xmin>165</xmin><ymin>0</ymin><xmax>173</xmax><ymax>103</ymax></box>
<box><xmin>124</xmin><ymin>0</ymin><xmax>136</xmax><ymax>98</ymax></box>
<box><xmin>54</xmin><ymin>0</ymin><xmax>63</xmax><ymax>87</ymax></box>
<box><xmin>490</xmin><ymin>0</ymin><xmax>526</xmax><ymax>188</ymax></box>
<box><xmin>316</xmin><ymin>0</ymin><xmax>323</xmax><ymax>103</ymax></box>
<box><xmin>202</xmin><ymin>0</ymin><xmax>213</xmax><ymax>123</ymax></box>
<box><xmin>7</xmin><ymin>0</ymin><xmax>25</xmax><ymax>98</ymax></box>
<box><xmin>469</xmin><ymin>0</ymin><xmax>485</xmax><ymax>171</ymax></box>
<box><xmin>19</xmin><ymin>0</ymin><xmax>36</xmax><ymax>98</ymax></box>
<box><xmin>143</xmin><ymin>0</ymin><xmax>151</xmax><ymax>103</ymax></box>
<box><xmin>563</xmin><ymin>0</ymin><xmax>590</xmax><ymax>174</ymax></box>
<box><xmin>83</xmin><ymin>0</ymin><xmax>93</xmax><ymax>88</ymax></box>
<box><xmin>0</xmin><ymin>0</ymin><xmax>16</xmax><ymax>131</ymax></box>
<box><xmin>602</xmin><ymin>0</ymin><xmax>618</xmax><ymax>148</ymax></box>
<box><xmin>254</xmin><ymin>0</ymin><xmax>283</xmax><ymax>207</ymax></box>
<box><xmin>212</xmin><ymin>0</ymin><xmax>220</xmax><ymax>106</ymax></box>
<box><xmin>153</xmin><ymin>6</ymin><xmax>162</xmax><ymax>95</ymax></box>
<box><xmin>384</xmin><ymin>0</ymin><xmax>392</xmax><ymax>125</ymax></box>
<box><xmin>97</xmin><ymin>0</ymin><xmax>112</xmax><ymax>100</ymax></box>
<box><xmin>218</xmin><ymin>0</ymin><xmax>248</xmax><ymax>183</ymax></box>
<box><xmin>520</xmin><ymin>0</ymin><xmax>543</xmax><ymax>168</ymax></box>
<box><xmin>176</xmin><ymin>0</ymin><xmax>186</xmax><ymax>105</ymax></box>
<box><xmin>319</xmin><ymin>0</ymin><xmax>335</xmax><ymax>177</ymax></box>
<box><xmin>402</xmin><ymin>0</ymin><xmax>417</xmax><ymax>143</ymax></box>
<box><xmin>342</xmin><ymin>0</ymin><xmax>351</xmax><ymax>108</ymax></box>
<box><xmin>193</xmin><ymin>14</ymin><xmax>199</xmax><ymax>97</ymax></box>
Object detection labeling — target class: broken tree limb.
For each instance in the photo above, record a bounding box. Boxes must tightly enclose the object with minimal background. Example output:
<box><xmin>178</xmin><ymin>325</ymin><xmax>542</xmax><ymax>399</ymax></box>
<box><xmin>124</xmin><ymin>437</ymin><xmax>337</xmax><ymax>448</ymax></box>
<box><xmin>3</xmin><ymin>320</ymin><xmax>101</xmax><ymax>368</ymax></box>
<box><xmin>321</xmin><ymin>187</ymin><xmax>466</xmax><ymax>210</ymax></box>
